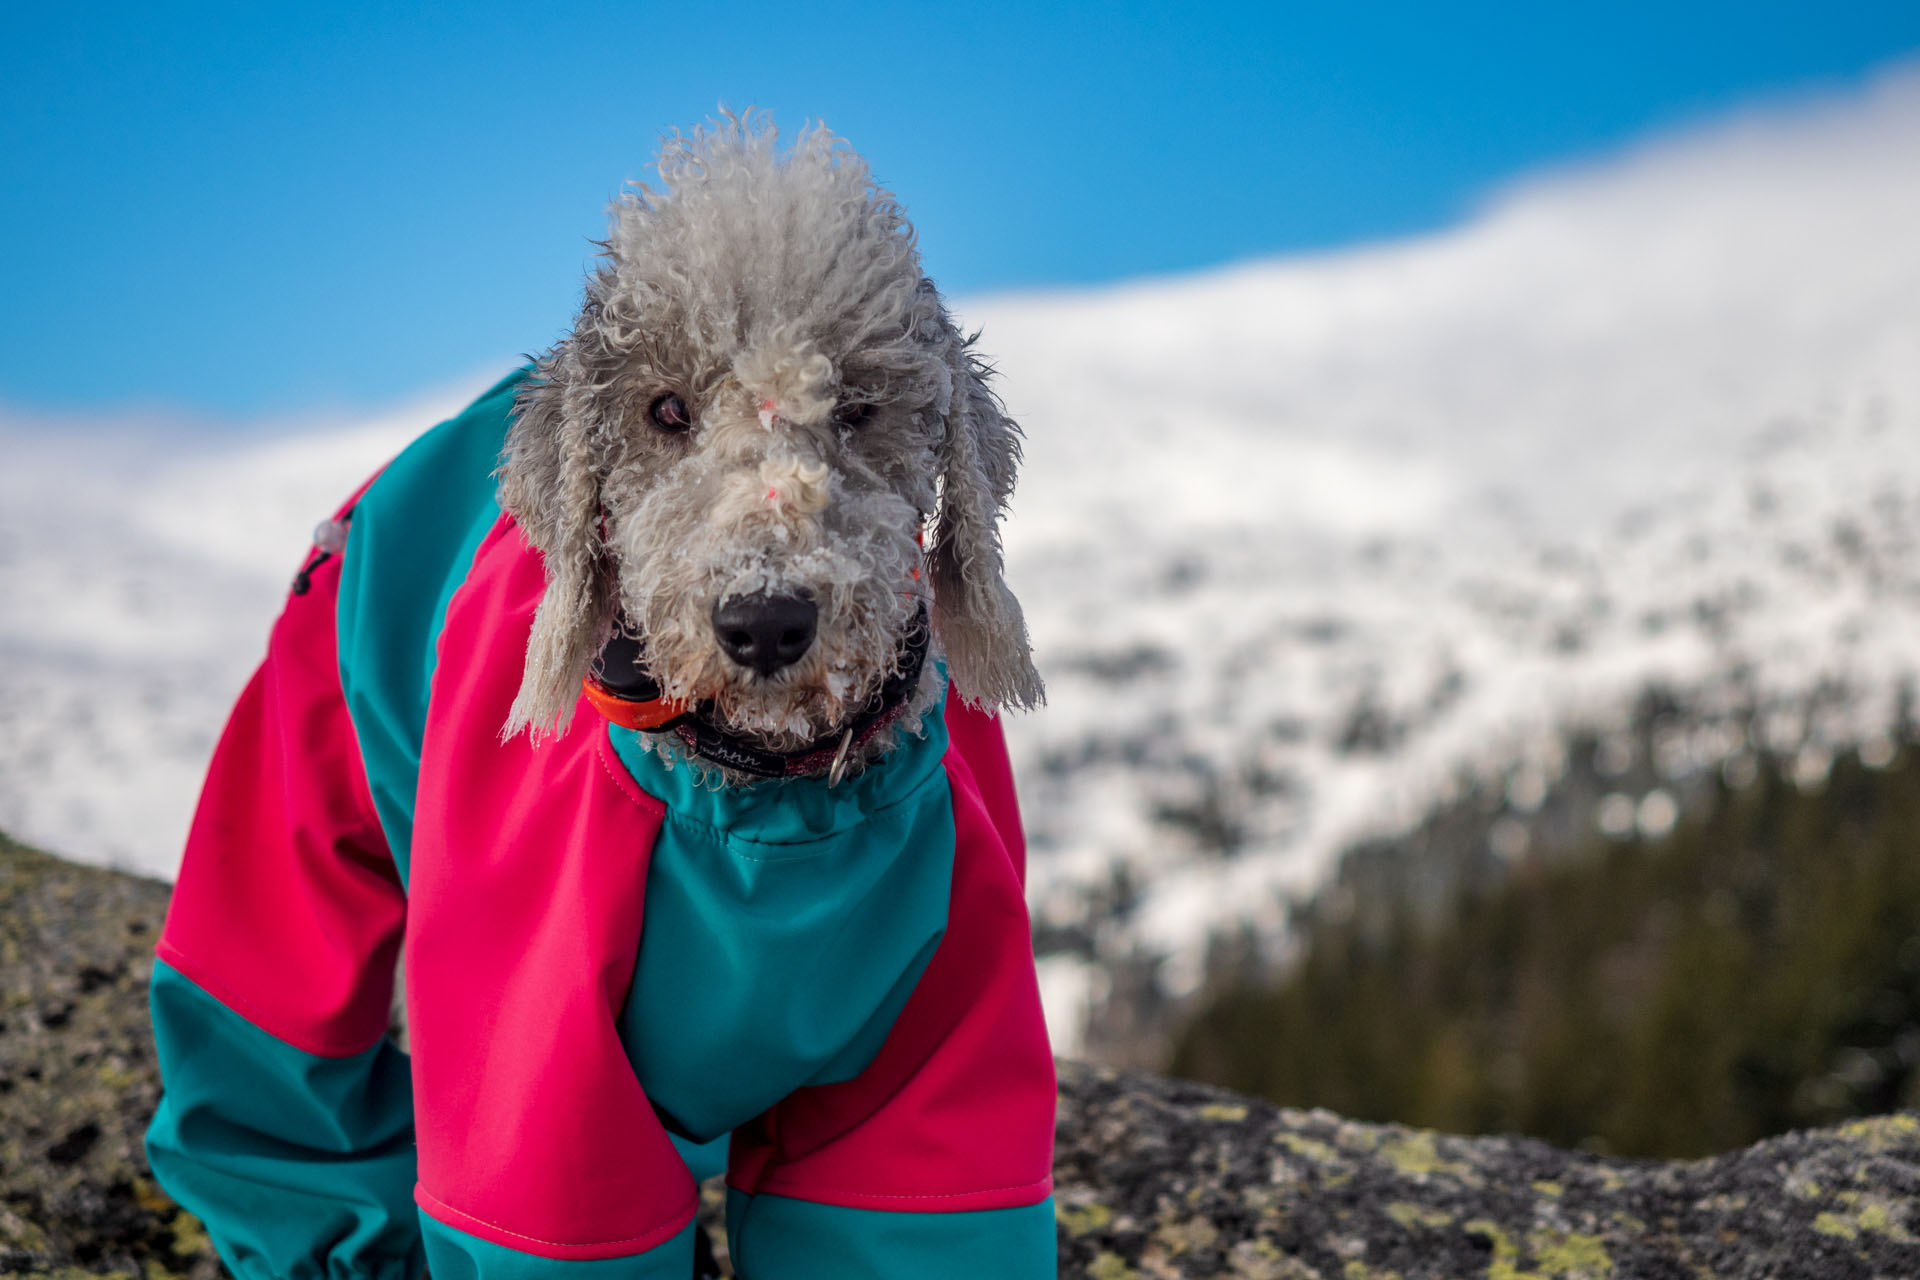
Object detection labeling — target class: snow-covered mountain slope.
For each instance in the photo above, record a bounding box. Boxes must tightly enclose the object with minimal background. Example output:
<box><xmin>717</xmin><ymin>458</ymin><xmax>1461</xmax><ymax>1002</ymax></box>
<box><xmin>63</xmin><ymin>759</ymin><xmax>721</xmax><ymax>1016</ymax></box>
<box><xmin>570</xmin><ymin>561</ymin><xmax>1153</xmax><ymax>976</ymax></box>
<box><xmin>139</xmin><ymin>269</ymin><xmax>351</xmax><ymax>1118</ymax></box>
<box><xmin>0</xmin><ymin>387</ymin><xmax>492</xmax><ymax>868</ymax></box>
<box><xmin>976</xmin><ymin>63</ymin><xmax>1920</xmax><ymax>1031</ymax></box>
<box><xmin>3</xmin><ymin>64</ymin><xmax>1918</xmax><ymax>1052</ymax></box>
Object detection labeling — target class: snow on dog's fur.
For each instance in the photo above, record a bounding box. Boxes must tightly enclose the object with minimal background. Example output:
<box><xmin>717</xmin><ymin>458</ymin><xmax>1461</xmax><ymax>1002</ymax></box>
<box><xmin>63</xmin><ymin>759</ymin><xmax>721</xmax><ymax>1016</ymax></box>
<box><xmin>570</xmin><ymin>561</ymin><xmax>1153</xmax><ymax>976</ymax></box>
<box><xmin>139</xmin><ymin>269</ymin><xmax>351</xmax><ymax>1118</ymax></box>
<box><xmin>498</xmin><ymin>113</ymin><xmax>1043</xmax><ymax>774</ymax></box>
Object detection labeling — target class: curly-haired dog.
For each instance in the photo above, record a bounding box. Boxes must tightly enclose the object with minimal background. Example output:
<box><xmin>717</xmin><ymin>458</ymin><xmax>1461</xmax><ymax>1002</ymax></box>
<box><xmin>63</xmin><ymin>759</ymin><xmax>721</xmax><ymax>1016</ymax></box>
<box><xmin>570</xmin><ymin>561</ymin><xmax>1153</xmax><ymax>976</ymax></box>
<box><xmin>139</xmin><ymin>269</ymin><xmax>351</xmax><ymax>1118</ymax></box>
<box><xmin>145</xmin><ymin>117</ymin><xmax>1058</xmax><ymax>1280</ymax></box>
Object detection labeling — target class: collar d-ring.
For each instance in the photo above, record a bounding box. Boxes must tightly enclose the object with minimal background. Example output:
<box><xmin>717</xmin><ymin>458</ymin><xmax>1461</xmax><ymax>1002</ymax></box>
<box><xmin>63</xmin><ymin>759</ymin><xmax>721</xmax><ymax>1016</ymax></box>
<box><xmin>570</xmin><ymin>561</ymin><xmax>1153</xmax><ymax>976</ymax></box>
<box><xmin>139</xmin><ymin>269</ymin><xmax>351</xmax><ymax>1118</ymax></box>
<box><xmin>826</xmin><ymin>728</ymin><xmax>855</xmax><ymax>787</ymax></box>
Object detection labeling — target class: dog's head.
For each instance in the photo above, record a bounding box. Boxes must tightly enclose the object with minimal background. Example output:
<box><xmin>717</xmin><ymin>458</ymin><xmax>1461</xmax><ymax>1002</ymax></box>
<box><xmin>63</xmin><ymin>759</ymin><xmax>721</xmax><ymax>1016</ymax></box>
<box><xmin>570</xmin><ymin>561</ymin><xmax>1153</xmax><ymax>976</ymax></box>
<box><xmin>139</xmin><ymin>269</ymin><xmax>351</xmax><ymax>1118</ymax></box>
<box><xmin>498</xmin><ymin>113</ymin><xmax>1043</xmax><ymax>752</ymax></box>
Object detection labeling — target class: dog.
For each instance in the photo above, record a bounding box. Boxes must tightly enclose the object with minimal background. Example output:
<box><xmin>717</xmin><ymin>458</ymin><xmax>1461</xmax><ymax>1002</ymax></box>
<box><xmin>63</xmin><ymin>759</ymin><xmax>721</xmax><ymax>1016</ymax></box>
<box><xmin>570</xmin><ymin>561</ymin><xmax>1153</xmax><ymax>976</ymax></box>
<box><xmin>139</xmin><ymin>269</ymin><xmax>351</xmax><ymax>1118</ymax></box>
<box><xmin>144</xmin><ymin>115</ymin><xmax>1058</xmax><ymax>1280</ymax></box>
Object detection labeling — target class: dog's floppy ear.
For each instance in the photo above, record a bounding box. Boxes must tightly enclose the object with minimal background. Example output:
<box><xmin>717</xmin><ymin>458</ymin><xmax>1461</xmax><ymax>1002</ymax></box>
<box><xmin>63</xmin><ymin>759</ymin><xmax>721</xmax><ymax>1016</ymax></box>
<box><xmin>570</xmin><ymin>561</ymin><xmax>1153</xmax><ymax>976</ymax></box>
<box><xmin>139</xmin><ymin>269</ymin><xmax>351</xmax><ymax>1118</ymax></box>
<box><xmin>927</xmin><ymin>307</ymin><xmax>1045</xmax><ymax>712</ymax></box>
<box><xmin>497</xmin><ymin>343</ymin><xmax>616</xmax><ymax>740</ymax></box>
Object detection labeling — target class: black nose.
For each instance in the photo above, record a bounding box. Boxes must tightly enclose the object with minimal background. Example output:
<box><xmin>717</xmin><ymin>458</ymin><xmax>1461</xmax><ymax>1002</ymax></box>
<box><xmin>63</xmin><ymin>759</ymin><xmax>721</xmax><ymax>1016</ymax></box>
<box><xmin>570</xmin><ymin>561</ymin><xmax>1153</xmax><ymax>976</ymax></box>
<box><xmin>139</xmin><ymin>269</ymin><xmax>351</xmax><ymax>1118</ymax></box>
<box><xmin>712</xmin><ymin>592</ymin><xmax>818</xmax><ymax>675</ymax></box>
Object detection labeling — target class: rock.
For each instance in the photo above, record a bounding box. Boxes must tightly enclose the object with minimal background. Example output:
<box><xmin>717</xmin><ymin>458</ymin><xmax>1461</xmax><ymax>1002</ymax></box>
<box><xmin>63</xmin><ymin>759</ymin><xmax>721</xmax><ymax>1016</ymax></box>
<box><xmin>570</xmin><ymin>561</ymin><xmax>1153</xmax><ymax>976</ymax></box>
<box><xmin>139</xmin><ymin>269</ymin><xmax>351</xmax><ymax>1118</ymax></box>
<box><xmin>0</xmin><ymin>832</ymin><xmax>207</xmax><ymax>1277</ymax></box>
<box><xmin>1053</xmin><ymin>1061</ymin><xmax>1920</xmax><ymax>1279</ymax></box>
<box><xmin>3</xmin><ymin>833</ymin><xmax>1917</xmax><ymax>1278</ymax></box>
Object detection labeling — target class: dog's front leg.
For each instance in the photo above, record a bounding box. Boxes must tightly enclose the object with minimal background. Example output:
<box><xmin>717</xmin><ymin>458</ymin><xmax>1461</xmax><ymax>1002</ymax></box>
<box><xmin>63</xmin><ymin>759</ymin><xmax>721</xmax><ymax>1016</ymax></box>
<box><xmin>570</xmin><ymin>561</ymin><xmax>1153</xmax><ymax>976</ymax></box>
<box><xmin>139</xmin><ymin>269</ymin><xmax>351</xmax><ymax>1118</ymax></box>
<box><xmin>146</xmin><ymin>499</ymin><xmax>421</xmax><ymax>1280</ymax></box>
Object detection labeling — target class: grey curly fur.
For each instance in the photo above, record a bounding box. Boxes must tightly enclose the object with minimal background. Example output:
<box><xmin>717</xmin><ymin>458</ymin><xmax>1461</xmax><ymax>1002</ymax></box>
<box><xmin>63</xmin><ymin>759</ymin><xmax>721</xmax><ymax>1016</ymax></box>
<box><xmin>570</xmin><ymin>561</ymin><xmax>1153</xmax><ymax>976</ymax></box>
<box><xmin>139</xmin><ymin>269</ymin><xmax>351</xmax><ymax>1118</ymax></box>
<box><xmin>497</xmin><ymin>112</ymin><xmax>1043</xmax><ymax>774</ymax></box>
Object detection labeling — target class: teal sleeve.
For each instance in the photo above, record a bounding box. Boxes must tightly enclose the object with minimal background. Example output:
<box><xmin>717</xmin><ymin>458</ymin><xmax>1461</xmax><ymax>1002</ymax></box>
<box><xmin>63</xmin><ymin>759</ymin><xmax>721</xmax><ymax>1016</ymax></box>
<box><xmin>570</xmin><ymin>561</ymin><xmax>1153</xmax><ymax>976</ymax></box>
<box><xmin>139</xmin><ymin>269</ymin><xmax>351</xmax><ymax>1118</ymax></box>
<box><xmin>145</xmin><ymin>961</ymin><xmax>422</xmax><ymax>1280</ymax></box>
<box><xmin>725</xmin><ymin>1189</ymin><xmax>1058</xmax><ymax>1280</ymax></box>
<box><xmin>336</xmin><ymin>363</ymin><xmax>526</xmax><ymax>889</ymax></box>
<box><xmin>420</xmin><ymin>1215</ymin><xmax>699</xmax><ymax>1280</ymax></box>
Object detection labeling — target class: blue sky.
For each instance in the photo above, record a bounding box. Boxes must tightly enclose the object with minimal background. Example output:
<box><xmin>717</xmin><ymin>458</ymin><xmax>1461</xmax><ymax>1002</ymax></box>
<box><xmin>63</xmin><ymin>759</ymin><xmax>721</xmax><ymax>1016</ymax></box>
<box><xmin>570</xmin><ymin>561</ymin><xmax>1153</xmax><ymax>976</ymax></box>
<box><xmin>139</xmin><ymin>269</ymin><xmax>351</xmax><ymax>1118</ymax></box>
<box><xmin>4</xmin><ymin>1</ymin><xmax>1917</xmax><ymax>419</ymax></box>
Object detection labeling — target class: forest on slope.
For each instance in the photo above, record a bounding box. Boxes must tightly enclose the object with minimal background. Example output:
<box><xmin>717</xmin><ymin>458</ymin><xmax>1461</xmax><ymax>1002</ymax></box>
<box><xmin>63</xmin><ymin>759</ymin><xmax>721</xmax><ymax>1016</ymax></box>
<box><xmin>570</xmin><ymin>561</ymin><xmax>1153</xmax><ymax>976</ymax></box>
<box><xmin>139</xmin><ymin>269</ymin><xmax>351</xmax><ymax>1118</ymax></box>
<box><xmin>1174</xmin><ymin>715</ymin><xmax>1920</xmax><ymax>1158</ymax></box>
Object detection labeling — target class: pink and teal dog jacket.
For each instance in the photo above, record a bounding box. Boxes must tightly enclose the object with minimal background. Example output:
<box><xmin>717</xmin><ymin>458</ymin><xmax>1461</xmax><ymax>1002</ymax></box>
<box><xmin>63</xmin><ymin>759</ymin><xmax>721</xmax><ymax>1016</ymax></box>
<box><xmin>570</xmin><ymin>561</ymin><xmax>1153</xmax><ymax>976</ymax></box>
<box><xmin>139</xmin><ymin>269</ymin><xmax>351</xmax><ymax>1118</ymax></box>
<box><xmin>146</xmin><ymin>369</ymin><xmax>1058</xmax><ymax>1279</ymax></box>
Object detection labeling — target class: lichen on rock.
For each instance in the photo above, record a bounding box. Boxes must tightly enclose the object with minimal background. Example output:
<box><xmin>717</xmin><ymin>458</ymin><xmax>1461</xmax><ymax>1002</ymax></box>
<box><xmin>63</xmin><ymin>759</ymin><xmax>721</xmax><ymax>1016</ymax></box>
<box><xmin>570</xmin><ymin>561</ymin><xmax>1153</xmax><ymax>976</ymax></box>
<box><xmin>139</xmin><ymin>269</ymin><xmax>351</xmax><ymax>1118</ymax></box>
<box><xmin>3</xmin><ymin>833</ymin><xmax>1917</xmax><ymax>1278</ymax></box>
<box><xmin>0</xmin><ymin>833</ymin><xmax>211</xmax><ymax>1277</ymax></box>
<box><xmin>1052</xmin><ymin>1061</ymin><xmax>1920</xmax><ymax>1278</ymax></box>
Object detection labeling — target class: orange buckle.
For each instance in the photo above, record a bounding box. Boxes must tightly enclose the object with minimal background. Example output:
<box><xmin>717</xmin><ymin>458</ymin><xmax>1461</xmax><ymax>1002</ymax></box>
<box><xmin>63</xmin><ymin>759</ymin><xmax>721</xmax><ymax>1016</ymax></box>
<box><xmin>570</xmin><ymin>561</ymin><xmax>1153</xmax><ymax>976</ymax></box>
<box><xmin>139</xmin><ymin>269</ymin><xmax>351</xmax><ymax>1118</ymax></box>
<box><xmin>581</xmin><ymin>677</ymin><xmax>688</xmax><ymax>732</ymax></box>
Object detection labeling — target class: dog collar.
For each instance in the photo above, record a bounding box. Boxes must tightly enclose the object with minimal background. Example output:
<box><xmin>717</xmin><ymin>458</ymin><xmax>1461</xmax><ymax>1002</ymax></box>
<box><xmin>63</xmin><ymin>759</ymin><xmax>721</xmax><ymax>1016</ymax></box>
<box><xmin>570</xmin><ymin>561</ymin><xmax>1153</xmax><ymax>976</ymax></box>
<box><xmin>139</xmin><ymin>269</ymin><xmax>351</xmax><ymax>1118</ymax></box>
<box><xmin>581</xmin><ymin>674</ymin><xmax>689</xmax><ymax>731</ymax></box>
<box><xmin>582</xmin><ymin>604</ymin><xmax>931</xmax><ymax>782</ymax></box>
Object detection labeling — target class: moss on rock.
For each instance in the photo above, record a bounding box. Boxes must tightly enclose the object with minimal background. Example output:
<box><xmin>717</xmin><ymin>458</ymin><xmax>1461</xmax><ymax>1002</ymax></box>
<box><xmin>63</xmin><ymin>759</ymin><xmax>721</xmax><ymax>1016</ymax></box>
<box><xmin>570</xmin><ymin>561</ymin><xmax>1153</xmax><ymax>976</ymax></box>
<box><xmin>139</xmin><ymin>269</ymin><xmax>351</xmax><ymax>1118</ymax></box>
<box><xmin>1053</xmin><ymin>1060</ymin><xmax>1920</xmax><ymax>1278</ymax></box>
<box><xmin>3</xmin><ymin>833</ymin><xmax>1917</xmax><ymax>1278</ymax></box>
<box><xmin>0</xmin><ymin>833</ymin><xmax>213</xmax><ymax>1277</ymax></box>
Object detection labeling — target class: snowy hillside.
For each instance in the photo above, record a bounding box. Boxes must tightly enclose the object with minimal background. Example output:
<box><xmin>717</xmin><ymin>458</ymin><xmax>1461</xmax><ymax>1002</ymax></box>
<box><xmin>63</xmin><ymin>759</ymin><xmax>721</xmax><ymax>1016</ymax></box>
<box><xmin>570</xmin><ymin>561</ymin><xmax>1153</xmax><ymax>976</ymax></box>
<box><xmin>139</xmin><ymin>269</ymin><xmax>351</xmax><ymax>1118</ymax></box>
<box><xmin>4</xmin><ymin>64</ymin><xmax>1919</xmax><ymax>1052</ymax></box>
<box><xmin>979</xmin><ymin>64</ymin><xmax>1920</xmax><ymax>1036</ymax></box>
<box><xmin>0</xmin><ymin>389</ymin><xmax>490</xmax><ymax>867</ymax></box>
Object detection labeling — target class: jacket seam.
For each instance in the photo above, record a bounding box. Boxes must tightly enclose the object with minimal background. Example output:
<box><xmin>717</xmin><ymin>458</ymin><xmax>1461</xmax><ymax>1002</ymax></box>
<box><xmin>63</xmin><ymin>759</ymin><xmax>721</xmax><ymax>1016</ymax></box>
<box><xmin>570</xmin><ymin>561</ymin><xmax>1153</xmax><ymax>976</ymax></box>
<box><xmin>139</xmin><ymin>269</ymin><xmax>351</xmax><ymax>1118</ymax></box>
<box><xmin>154</xmin><ymin>941</ymin><xmax>386</xmax><ymax>1060</ymax></box>
<box><xmin>416</xmin><ymin>1183</ymin><xmax>697</xmax><ymax>1252</ymax></box>
<box><xmin>653</xmin><ymin>765</ymin><xmax>953</xmax><ymax>857</ymax></box>
<box><xmin>594</xmin><ymin>731</ymin><xmax>669</xmax><ymax>819</ymax></box>
<box><xmin>745</xmin><ymin>1173</ymin><xmax>1054</xmax><ymax>1205</ymax></box>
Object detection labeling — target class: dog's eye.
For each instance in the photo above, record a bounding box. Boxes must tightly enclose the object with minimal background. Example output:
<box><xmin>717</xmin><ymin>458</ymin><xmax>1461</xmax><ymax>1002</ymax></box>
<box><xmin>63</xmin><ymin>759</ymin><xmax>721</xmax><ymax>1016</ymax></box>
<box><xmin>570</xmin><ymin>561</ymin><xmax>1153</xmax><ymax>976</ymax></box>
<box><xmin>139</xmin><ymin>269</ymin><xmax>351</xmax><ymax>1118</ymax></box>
<box><xmin>832</xmin><ymin>399</ymin><xmax>875</xmax><ymax>430</ymax></box>
<box><xmin>649</xmin><ymin>393</ymin><xmax>693</xmax><ymax>433</ymax></box>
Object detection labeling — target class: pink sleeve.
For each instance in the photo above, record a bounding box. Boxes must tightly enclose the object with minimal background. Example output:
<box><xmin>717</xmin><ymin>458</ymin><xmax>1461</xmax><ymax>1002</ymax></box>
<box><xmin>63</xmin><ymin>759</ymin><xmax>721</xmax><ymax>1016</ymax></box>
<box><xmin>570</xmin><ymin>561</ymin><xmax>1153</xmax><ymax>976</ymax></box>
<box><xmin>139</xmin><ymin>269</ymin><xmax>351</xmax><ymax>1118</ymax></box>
<box><xmin>942</xmin><ymin>696</ymin><xmax>1028</xmax><ymax>886</ymax></box>
<box><xmin>404</xmin><ymin>518</ymin><xmax>698</xmax><ymax>1260</ymax></box>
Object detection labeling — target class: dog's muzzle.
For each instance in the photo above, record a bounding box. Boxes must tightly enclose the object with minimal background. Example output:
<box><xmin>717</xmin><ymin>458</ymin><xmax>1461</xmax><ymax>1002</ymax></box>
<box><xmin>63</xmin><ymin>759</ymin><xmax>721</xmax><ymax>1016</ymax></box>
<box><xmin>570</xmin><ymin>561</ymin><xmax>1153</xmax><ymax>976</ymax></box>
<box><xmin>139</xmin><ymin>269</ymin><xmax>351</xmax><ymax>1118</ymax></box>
<box><xmin>581</xmin><ymin>603</ymin><xmax>930</xmax><ymax>782</ymax></box>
